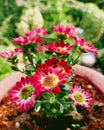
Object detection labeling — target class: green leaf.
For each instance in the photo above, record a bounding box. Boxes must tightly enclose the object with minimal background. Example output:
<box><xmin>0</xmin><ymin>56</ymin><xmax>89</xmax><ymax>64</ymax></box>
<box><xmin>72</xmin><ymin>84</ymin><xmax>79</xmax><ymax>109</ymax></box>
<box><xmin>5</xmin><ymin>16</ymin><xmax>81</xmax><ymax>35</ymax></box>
<box><xmin>46</xmin><ymin>103</ymin><xmax>50</xmax><ymax>109</ymax></box>
<box><xmin>11</xmin><ymin>66</ymin><xmax>19</xmax><ymax>71</ymax></box>
<box><xmin>25</xmin><ymin>70</ymin><xmax>32</xmax><ymax>76</ymax></box>
<box><xmin>15</xmin><ymin>59</ymin><xmax>18</xmax><ymax>64</ymax></box>
<box><xmin>71</xmin><ymin>58</ymin><xmax>79</xmax><ymax>65</ymax></box>
<box><xmin>43</xmin><ymin>92</ymin><xmax>54</xmax><ymax>99</ymax></box>
<box><xmin>25</xmin><ymin>64</ymin><xmax>35</xmax><ymax>72</ymax></box>
<box><xmin>35</xmin><ymin>104</ymin><xmax>41</xmax><ymax>112</ymax></box>
<box><xmin>49</xmin><ymin>96</ymin><xmax>55</xmax><ymax>103</ymax></box>
<box><xmin>35</xmin><ymin>59</ymin><xmax>41</xmax><ymax>68</ymax></box>
<box><xmin>60</xmin><ymin>103</ymin><xmax>64</xmax><ymax>113</ymax></box>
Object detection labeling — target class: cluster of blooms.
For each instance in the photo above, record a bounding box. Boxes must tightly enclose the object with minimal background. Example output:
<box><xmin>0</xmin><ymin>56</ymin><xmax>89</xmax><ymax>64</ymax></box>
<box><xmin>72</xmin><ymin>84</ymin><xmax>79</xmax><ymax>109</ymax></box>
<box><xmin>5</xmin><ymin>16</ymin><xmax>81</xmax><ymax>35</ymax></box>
<box><xmin>13</xmin><ymin>27</ymin><xmax>48</xmax><ymax>45</ymax></box>
<box><xmin>0</xmin><ymin>25</ymin><xmax>97</xmax><ymax>118</ymax></box>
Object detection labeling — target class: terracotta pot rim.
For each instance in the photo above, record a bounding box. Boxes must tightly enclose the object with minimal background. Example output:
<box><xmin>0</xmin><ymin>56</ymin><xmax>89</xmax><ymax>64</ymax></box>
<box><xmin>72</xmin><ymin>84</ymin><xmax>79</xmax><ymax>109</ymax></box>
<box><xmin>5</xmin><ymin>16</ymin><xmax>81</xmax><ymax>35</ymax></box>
<box><xmin>73</xmin><ymin>65</ymin><xmax>104</xmax><ymax>95</ymax></box>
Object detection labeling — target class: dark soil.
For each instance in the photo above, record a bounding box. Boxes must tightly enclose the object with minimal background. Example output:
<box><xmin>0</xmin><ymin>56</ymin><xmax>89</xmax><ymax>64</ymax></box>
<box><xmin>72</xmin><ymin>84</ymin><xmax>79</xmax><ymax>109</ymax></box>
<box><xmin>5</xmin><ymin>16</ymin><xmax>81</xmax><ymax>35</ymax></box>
<box><xmin>0</xmin><ymin>75</ymin><xmax>104</xmax><ymax>130</ymax></box>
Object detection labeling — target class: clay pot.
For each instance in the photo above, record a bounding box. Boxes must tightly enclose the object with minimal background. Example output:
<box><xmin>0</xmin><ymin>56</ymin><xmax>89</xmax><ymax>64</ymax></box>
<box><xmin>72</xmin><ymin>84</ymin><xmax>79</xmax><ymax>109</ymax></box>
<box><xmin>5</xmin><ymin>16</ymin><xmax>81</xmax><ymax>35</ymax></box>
<box><xmin>0</xmin><ymin>65</ymin><xmax>104</xmax><ymax>101</ymax></box>
<box><xmin>0</xmin><ymin>72</ymin><xmax>26</xmax><ymax>101</ymax></box>
<box><xmin>73</xmin><ymin>65</ymin><xmax>104</xmax><ymax>95</ymax></box>
<box><xmin>0</xmin><ymin>65</ymin><xmax>104</xmax><ymax>130</ymax></box>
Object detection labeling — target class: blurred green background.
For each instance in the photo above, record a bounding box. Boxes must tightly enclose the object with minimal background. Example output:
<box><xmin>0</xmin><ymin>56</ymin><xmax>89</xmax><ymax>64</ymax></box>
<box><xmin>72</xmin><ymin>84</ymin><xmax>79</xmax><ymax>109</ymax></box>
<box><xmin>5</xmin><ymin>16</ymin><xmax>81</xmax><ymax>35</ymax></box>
<box><xmin>0</xmin><ymin>0</ymin><xmax>104</xmax><ymax>80</ymax></box>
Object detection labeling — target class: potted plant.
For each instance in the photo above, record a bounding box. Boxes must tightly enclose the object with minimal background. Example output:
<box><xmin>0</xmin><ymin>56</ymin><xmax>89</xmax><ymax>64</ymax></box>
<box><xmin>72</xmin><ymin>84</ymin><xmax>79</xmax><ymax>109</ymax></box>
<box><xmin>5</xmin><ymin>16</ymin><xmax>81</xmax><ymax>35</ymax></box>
<box><xmin>0</xmin><ymin>25</ymin><xmax>103</xmax><ymax>130</ymax></box>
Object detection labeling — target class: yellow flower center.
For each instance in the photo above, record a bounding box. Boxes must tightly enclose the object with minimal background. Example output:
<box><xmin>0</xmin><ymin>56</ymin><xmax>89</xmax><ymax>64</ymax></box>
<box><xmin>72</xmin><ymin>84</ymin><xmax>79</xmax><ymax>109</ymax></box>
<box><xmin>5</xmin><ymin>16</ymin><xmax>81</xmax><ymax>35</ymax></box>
<box><xmin>59</xmin><ymin>47</ymin><xmax>66</xmax><ymax>51</ymax></box>
<box><xmin>83</xmin><ymin>45</ymin><xmax>88</xmax><ymax>50</ymax></box>
<box><xmin>74</xmin><ymin>92</ymin><xmax>85</xmax><ymax>103</ymax></box>
<box><xmin>20</xmin><ymin>85</ymin><xmax>33</xmax><ymax>99</ymax></box>
<box><xmin>42</xmin><ymin>75</ymin><xmax>58</xmax><ymax>88</ymax></box>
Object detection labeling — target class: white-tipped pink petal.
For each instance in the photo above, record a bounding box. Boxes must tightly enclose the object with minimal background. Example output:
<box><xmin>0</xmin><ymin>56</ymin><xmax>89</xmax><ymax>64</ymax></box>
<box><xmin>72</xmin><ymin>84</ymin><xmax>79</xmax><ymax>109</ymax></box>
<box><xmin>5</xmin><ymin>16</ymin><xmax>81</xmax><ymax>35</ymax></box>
<box><xmin>69</xmin><ymin>83</ymin><xmax>92</xmax><ymax>108</ymax></box>
<box><xmin>9</xmin><ymin>76</ymin><xmax>40</xmax><ymax>111</ymax></box>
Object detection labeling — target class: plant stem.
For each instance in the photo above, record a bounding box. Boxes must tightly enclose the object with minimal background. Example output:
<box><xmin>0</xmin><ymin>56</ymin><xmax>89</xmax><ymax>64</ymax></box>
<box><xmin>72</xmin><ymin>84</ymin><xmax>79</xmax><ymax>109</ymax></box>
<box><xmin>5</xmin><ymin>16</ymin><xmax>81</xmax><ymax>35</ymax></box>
<box><xmin>36</xmin><ymin>100</ymin><xmax>49</xmax><ymax>104</ymax></box>
<box><xmin>25</xmin><ymin>48</ymin><xmax>36</xmax><ymax>69</ymax></box>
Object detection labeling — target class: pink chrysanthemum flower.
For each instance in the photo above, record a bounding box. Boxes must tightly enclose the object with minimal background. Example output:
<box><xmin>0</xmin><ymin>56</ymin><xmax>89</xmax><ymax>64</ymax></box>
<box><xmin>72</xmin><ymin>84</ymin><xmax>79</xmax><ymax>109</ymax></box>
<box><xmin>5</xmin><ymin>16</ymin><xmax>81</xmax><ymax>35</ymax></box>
<box><xmin>24</xmin><ymin>27</ymin><xmax>48</xmax><ymax>44</ymax></box>
<box><xmin>36</xmin><ymin>58</ymin><xmax>61</xmax><ymax>73</ymax></box>
<box><xmin>36</xmin><ymin>58</ymin><xmax>72</xmax><ymax>77</ymax></box>
<box><xmin>9</xmin><ymin>77</ymin><xmax>40</xmax><ymax>111</ymax></box>
<box><xmin>34</xmin><ymin>67</ymin><xmax>67</xmax><ymax>94</ymax></box>
<box><xmin>69</xmin><ymin>83</ymin><xmax>92</xmax><ymax>107</ymax></box>
<box><xmin>0</xmin><ymin>48</ymin><xmax>23</xmax><ymax>59</ymax></box>
<box><xmin>53</xmin><ymin>25</ymin><xmax>77</xmax><ymax>39</ymax></box>
<box><xmin>26</xmin><ymin>34</ymin><xmax>43</xmax><ymax>43</ymax></box>
<box><xmin>38</xmin><ymin>44</ymin><xmax>48</xmax><ymax>52</ymax></box>
<box><xmin>45</xmin><ymin>58</ymin><xmax>72</xmax><ymax>76</ymax></box>
<box><xmin>13</xmin><ymin>36</ymin><xmax>28</xmax><ymax>45</ymax></box>
<box><xmin>53</xmin><ymin>25</ymin><xmax>66</xmax><ymax>34</ymax></box>
<box><xmin>47</xmin><ymin>42</ymin><xmax>74</xmax><ymax>54</ymax></box>
<box><xmin>65</xmin><ymin>25</ymin><xmax>77</xmax><ymax>38</ymax></box>
<box><xmin>84</xmin><ymin>42</ymin><xmax>98</xmax><ymax>54</ymax></box>
<box><xmin>13</xmin><ymin>35</ymin><xmax>42</xmax><ymax>45</ymax></box>
<box><xmin>31</xmin><ymin>27</ymin><xmax>48</xmax><ymax>36</ymax></box>
<box><xmin>13</xmin><ymin>28</ymin><xmax>47</xmax><ymax>45</ymax></box>
<box><xmin>36</xmin><ymin>64</ymin><xmax>48</xmax><ymax>73</ymax></box>
<box><xmin>75</xmin><ymin>37</ymin><xmax>97</xmax><ymax>54</ymax></box>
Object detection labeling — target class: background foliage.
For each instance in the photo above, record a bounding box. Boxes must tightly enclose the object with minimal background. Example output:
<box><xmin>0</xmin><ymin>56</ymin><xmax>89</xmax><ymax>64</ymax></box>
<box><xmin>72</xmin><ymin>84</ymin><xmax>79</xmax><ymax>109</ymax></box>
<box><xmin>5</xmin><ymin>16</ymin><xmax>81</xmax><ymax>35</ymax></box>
<box><xmin>0</xmin><ymin>0</ymin><xmax>104</xmax><ymax>80</ymax></box>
